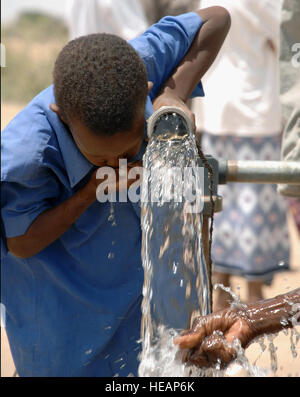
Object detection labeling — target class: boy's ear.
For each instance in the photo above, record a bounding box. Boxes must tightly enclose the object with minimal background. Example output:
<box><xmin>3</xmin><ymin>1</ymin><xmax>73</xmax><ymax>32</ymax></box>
<box><xmin>49</xmin><ymin>103</ymin><xmax>68</xmax><ymax>124</ymax></box>
<box><xmin>147</xmin><ymin>81</ymin><xmax>153</xmax><ymax>94</ymax></box>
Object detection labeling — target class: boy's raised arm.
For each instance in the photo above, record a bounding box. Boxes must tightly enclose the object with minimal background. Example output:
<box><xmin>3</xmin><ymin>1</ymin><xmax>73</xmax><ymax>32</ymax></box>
<box><xmin>153</xmin><ymin>6</ymin><xmax>231</xmax><ymax>119</ymax></box>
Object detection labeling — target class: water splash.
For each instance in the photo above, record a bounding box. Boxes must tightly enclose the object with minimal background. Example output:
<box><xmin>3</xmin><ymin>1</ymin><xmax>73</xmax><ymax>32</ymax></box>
<box><xmin>139</xmin><ymin>115</ymin><xmax>209</xmax><ymax>377</ymax></box>
<box><xmin>266</xmin><ymin>334</ymin><xmax>278</xmax><ymax>374</ymax></box>
<box><xmin>108</xmin><ymin>202</ymin><xmax>116</xmax><ymax>259</ymax></box>
<box><xmin>214</xmin><ymin>283</ymin><xmax>247</xmax><ymax>310</ymax></box>
<box><xmin>108</xmin><ymin>201</ymin><xmax>117</xmax><ymax>226</ymax></box>
<box><xmin>290</xmin><ymin>327</ymin><xmax>300</xmax><ymax>359</ymax></box>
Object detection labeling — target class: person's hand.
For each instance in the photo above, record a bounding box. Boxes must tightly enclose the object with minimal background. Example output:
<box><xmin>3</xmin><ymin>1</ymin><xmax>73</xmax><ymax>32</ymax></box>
<box><xmin>152</xmin><ymin>88</ymin><xmax>196</xmax><ymax>132</ymax></box>
<box><xmin>86</xmin><ymin>160</ymin><xmax>143</xmax><ymax>198</ymax></box>
<box><xmin>174</xmin><ymin>307</ymin><xmax>255</xmax><ymax>369</ymax></box>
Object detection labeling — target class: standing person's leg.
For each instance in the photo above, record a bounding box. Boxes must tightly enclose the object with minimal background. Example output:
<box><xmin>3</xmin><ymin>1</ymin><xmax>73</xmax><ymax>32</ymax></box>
<box><xmin>212</xmin><ymin>271</ymin><xmax>232</xmax><ymax>311</ymax></box>
<box><xmin>247</xmin><ymin>280</ymin><xmax>264</xmax><ymax>303</ymax></box>
<box><xmin>139</xmin><ymin>0</ymin><xmax>200</xmax><ymax>24</ymax></box>
<box><xmin>288</xmin><ymin>199</ymin><xmax>300</xmax><ymax>235</ymax></box>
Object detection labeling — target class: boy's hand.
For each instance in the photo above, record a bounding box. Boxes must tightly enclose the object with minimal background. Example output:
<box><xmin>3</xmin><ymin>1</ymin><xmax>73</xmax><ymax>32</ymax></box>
<box><xmin>174</xmin><ymin>307</ymin><xmax>254</xmax><ymax>369</ymax></box>
<box><xmin>86</xmin><ymin>160</ymin><xmax>143</xmax><ymax>198</ymax></box>
<box><xmin>152</xmin><ymin>88</ymin><xmax>196</xmax><ymax>132</ymax></box>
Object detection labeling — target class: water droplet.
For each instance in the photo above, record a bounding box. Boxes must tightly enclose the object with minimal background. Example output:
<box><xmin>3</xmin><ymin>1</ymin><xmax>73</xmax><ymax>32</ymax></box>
<box><xmin>267</xmin><ymin>334</ymin><xmax>278</xmax><ymax>374</ymax></box>
<box><xmin>280</xmin><ymin>318</ymin><xmax>289</xmax><ymax>327</ymax></box>
<box><xmin>172</xmin><ymin>262</ymin><xmax>178</xmax><ymax>274</ymax></box>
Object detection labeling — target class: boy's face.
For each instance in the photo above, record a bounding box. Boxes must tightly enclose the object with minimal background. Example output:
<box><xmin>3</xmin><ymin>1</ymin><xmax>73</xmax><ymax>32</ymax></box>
<box><xmin>67</xmin><ymin>109</ymin><xmax>145</xmax><ymax>168</ymax></box>
<box><xmin>50</xmin><ymin>104</ymin><xmax>145</xmax><ymax>168</ymax></box>
<box><xmin>50</xmin><ymin>82</ymin><xmax>152</xmax><ymax>168</ymax></box>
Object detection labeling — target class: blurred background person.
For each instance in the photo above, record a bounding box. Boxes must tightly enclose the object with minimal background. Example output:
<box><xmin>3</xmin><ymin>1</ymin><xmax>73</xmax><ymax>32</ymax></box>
<box><xmin>175</xmin><ymin>0</ymin><xmax>300</xmax><ymax>370</ymax></box>
<box><xmin>140</xmin><ymin>0</ymin><xmax>199</xmax><ymax>24</ymax></box>
<box><xmin>66</xmin><ymin>0</ymin><xmax>148</xmax><ymax>40</ymax></box>
<box><xmin>192</xmin><ymin>0</ymin><xmax>290</xmax><ymax>311</ymax></box>
<box><xmin>278</xmin><ymin>0</ymin><xmax>300</xmax><ymax>239</ymax></box>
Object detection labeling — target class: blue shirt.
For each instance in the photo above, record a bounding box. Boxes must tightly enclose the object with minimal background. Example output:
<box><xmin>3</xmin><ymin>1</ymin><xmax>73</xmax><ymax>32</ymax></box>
<box><xmin>1</xmin><ymin>12</ymin><xmax>204</xmax><ymax>377</ymax></box>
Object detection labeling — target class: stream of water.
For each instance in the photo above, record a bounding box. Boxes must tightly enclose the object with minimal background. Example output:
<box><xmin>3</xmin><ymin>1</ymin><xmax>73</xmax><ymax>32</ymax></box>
<box><xmin>138</xmin><ymin>115</ymin><xmax>210</xmax><ymax>376</ymax></box>
<box><xmin>137</xmin><ymin>113</ymin><xmax>300</xmax><ymax>377</ymax></box>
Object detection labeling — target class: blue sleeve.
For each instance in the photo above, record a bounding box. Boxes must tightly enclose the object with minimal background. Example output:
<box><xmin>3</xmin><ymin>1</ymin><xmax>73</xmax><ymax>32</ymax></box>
<box><xmin>1</xmin><ymin>106</ymin><xmax>61</xmax><ymax>239</ymax></box>
<box><xmin>1</xmin><ymin>173</ymin><xmax>60</xmax><ymax>238</ymax></box>
<box><xmin>129</xmin><ymin>12</ymin><xmax>204</xmax><ymax>100</ymax></box>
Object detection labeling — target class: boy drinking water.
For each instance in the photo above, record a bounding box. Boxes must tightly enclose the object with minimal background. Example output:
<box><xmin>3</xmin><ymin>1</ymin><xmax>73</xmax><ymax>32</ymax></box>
<box><xmin>1</xmin><ymin>7</ymin><xmax>230</xmax><ymax>376</ymax></box>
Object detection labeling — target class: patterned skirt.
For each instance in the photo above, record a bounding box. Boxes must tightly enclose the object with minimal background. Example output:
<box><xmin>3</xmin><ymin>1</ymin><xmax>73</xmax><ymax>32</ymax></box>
<box><xmin>201</xmin><ymin>133</ymin><xmax>290</xmax><ymax>284</ymax></box>
<box><xmin>288</xmin><ymin>198</ymin><xmax>300</xmax><ymax>234</ymax></box>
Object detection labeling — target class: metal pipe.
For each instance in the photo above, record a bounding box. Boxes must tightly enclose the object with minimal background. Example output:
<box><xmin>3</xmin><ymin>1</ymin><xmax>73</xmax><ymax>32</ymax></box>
<box><xmin>147</xmin><ymin>106</ymin><xmax>194</xmax><ymax>140</ymax></box>
<box><xmin>225</xmin><ymin>160</ymin><xmax>300</xmax><ymax>184</ymax></box>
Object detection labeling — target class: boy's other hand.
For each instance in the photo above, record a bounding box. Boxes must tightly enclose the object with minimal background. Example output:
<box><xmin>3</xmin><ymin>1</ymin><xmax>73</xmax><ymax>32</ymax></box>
<box><xmin>174</xmin><ymin>307</ymin><xmax>254</xmax><ymax>369</ymax></box>
<box><xmin>86</xmin><ymin>160</ymin><xmax>143</xmax><ymax>198</ymax></box>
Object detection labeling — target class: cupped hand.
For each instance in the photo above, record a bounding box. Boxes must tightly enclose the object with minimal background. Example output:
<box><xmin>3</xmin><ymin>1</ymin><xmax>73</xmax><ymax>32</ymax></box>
<box><xmin>87</xmin><ymin>160</ymin><xmax>143</xmax><ymax>195</ymax></box>
<box><xmin>174</xmin><ymin>307</ymin><xmax>255</xmax><ymax>369</ymax></box>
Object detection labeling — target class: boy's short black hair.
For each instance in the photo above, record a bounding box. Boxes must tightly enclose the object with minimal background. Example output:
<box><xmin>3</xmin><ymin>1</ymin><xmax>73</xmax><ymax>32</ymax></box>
<box><xmin>53</xmin><ymin>33</ymin><xmax>148</xmax><ymax>136</ymax></box>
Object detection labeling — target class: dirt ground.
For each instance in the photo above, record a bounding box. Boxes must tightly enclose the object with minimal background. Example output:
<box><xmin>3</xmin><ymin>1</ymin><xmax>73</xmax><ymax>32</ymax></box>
<box><xmin>1</xmin><ymin>103</ymin><xmax>300</xmax><ymax>377</ymax></box>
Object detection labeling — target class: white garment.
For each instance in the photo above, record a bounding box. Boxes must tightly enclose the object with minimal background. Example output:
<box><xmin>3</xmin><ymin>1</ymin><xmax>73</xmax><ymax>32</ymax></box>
<box><xmin>193</xmin><ymin>0</ymin><xmax>282</xmax><ymax>136</ymax></box>
<box><xmin>66</xmin><ymin>0</ymin><xmax>148</xmax><ymax>41</ymax></box>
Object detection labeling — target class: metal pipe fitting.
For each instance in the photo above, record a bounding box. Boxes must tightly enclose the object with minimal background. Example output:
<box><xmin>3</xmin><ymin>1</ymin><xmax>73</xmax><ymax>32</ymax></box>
<box><xmin>225</xmin><ymin>160</ymin><xmax>300</xmax><ymax>185</ymax></box>
<box><xmin>147</xmin><ymin>106</ymin><xmax>194</xmax><ymax>140</ymax></box>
